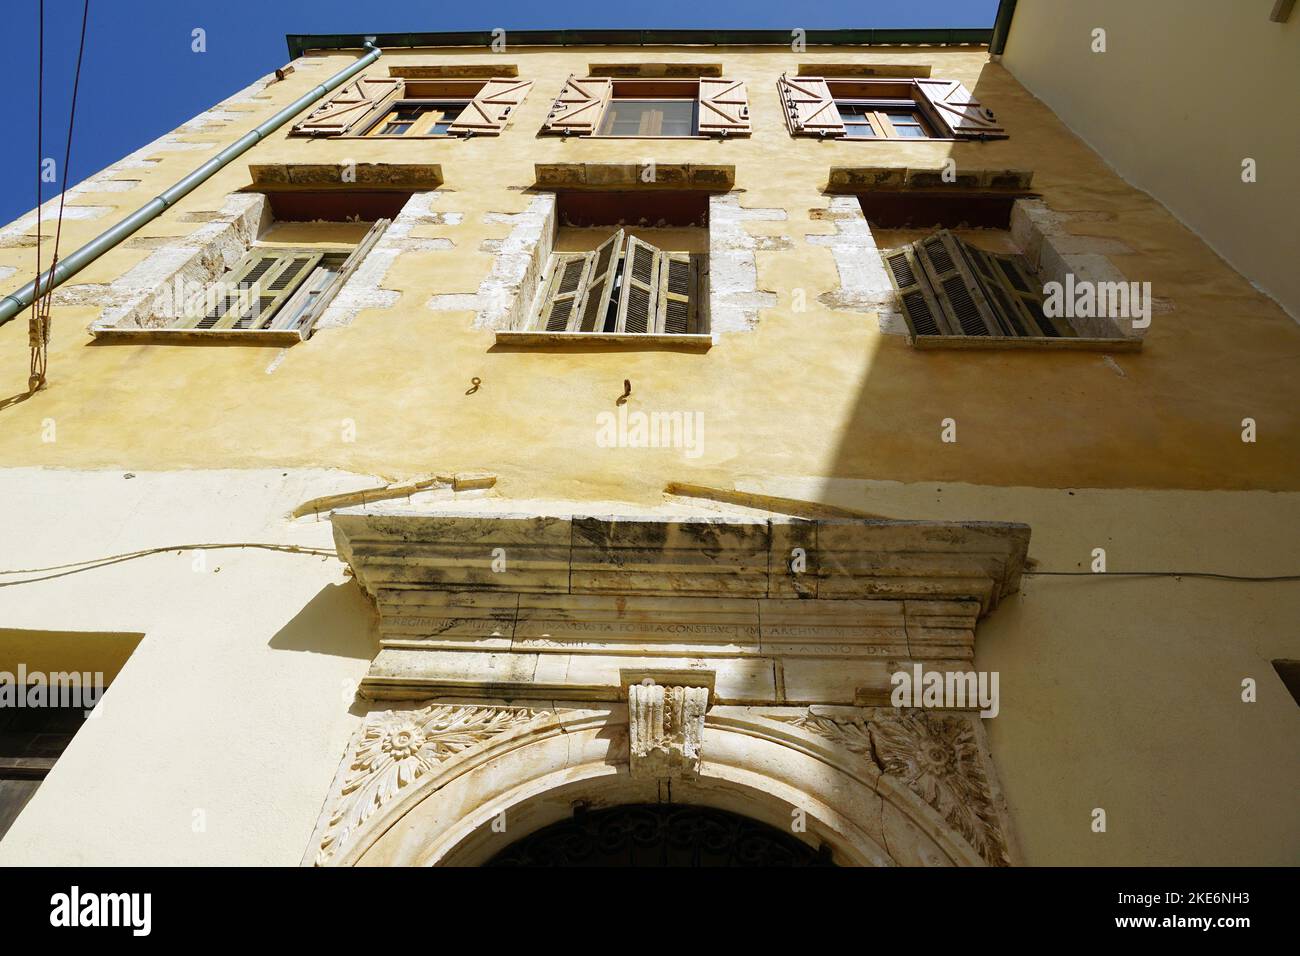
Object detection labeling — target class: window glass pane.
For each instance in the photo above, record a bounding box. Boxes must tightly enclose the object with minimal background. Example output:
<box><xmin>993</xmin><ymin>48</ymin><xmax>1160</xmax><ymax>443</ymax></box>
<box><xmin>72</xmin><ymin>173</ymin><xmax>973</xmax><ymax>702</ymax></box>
<box><xmin>844</xmin><ymin>123</ymin><xmax>877</xmax><ymax>138</ymax></box>
<box><xmin>895</xmin><ymin>125</ymin><xmax>928</xmax><ymax>138</ymax></box>
<box><xmin>600</xmin><ymin>100</ymin><xmax>695</xmax><ymax>136</ymax></box>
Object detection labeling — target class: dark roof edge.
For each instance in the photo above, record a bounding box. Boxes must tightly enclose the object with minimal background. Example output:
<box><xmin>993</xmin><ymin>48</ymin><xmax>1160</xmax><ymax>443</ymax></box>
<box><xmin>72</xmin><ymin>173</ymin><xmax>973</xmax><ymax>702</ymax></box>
<box><xmin>989</xmin><ymin>0</ymin><xmax>1018</xmax><ymax>55</ymax></box>
<box><xmin>286</xmin><ymin>29</ymin><xmax>993</xmax><ymax>60</ymax></box>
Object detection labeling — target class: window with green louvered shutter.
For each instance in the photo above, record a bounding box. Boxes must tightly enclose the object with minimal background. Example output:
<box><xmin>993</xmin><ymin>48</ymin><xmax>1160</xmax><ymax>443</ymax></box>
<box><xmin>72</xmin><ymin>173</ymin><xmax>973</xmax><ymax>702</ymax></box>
<box><xmin>884</xmin><ymin>229</ymin><xmax>1071</xmax><ymax>341</ymax></box>
<box><xmin>175</xmin><ymin>250</ymin><xmax>322</xmax><ymax>332</ymax></box>
<box><xmin>657</xmin><ymin>252</ymin><xmax>697</xmax><ymax>334</ymax></box>
<box><xmin>615</xmin><ymin>236</ymin><xmax>660</xmax><ymax>334</ymax></box>
<box><xmin>578</xmin><ymin>230</ymin><xmax>623</xmax><ymax>332</ymax></box>
<box><xmin>533</xmin><ymin>232</ymin><xmax>701</xmax><ymax>336</ymax></box>
<box><xmin>534</xmin><ymin>253</ymin><xmax>593</xmax><ymax>332</ymax></box>
<box><xmin>883</xmin><ymin>244</ymin><xmax>951</xmax><ymax>336</ymax></box>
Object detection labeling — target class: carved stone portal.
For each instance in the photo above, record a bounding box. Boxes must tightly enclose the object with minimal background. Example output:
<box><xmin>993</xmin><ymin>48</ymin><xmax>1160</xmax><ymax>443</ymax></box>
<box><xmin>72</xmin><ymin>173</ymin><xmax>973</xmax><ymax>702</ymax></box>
<box><xmin>313</xmin><ymin>511</ymin><xmax>1029</xmax><ymax>866</ymax></box>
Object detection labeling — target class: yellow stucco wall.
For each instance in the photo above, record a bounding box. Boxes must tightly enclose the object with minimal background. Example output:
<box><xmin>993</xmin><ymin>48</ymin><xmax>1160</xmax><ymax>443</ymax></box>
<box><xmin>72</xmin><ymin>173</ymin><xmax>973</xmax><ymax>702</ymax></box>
<box><xmin>1000</xmin><ymin>0</ymin><xmax>1300</xmax><ymax>320</ymax></box>
<box><xmin>0</xmin><ymin>42</ymin><xmax>1296</xmax><ymax>866</ymax></box>
<box><xmin>0</xmin><ymin>44</ymin><xmax>1297</xmax><ymax>496</ymax></box>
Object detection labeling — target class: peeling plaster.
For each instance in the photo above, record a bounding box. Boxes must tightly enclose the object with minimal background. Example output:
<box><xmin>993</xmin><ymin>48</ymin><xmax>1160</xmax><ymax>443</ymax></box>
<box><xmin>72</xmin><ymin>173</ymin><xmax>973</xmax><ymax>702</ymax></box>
<box><xmin>430</xmin><ymin>194</ymin><xmax>557</xmax><ymax>332</ymax></box>
<box><xmin>708</xmin><ymin>194</ymin><xmax>785</xmax><ymax>333</ymax></box>
<box><xmin>315</xmin><ymin>192</ymin><xmax>458</xmax><ymax>331</ymax></box>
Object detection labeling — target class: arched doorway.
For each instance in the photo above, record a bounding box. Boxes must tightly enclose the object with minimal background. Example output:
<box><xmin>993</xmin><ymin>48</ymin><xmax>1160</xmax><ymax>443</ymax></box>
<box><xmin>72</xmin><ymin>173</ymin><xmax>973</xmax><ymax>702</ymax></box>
<box><xmin>485</xmin><ymin>803</ymin><xmax>836</xmax><ymax>867</ymax></box>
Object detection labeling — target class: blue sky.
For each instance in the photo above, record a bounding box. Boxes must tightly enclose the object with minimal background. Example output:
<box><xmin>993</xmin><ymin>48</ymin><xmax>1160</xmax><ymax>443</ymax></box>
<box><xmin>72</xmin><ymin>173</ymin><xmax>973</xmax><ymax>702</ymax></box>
<box><xmin>2</xmin><ymin>0</ymin><xmax>998</xmax><ymax>224</ymax></box>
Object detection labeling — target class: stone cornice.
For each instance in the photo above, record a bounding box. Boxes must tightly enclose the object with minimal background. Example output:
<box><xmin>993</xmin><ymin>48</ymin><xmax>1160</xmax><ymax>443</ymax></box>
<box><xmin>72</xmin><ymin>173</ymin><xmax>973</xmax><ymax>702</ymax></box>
<box><xmin>332</xmin><ymin>512</ymin><xmax>1029</xmax><ymax>705</ymax></box>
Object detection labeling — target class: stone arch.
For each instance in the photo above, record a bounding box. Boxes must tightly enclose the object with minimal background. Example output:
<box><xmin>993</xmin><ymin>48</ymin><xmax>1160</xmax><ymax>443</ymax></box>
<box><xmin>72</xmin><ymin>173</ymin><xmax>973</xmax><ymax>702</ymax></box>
<box><xmin>310</xmin><ymin>703</ymin><xmax>1004</xmax><ymax>867</ymax></box>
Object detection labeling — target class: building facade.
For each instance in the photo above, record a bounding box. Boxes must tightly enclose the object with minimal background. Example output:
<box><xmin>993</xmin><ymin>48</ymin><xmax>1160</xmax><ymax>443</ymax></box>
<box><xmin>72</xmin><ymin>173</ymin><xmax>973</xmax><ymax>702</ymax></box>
<box><xmin>0</xmin><ymin>24</ymin><xmax>1297</xmax><ymax>866</ymax></box>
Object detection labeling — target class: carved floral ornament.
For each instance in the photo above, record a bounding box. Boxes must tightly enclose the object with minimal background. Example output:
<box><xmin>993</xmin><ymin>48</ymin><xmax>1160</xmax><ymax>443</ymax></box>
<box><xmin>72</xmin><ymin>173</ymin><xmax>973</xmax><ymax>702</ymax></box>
<box><xmin>312</xmin><ymin>701</ymin><xmax>1010</xmax><ymax>867</ymax></box>
<box><xmin>316</xmin><ymin>704</ymin><xmax>547</xmax><ymax>865</ymax></box>
<box><xmin>779</xmin><ymin>708</ymin><xmax>1011</xmax><ymax>867</ymax></box>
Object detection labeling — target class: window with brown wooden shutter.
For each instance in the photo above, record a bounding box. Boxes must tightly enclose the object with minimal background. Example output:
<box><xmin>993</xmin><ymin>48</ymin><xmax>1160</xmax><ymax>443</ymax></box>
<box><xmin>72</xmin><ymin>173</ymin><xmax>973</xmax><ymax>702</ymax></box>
<box><xmin>884</xmin><ymin>230</ymin><xmax>1074</xmax><ymax>341</ymax></box>
<box><xmin>447</xmin><ymin>78</ymin><xmax>535</xmax><ymax>136</ymax></box>
<box><xmin>532</xmin><ymin>232</ymin><xmax>701</xmax><ymax>335</ymax></box>
<box><xmin>777</xmin><ymin>75</ymin><xmax>846</xmax><ymax>137</ymax></box>
<box><xmin>697</xmin><ymin>78</ymin><xmax>751</xmax><ymax>136</ymax></box>
<box><xmin>290</xmin><ymin>76</ymin><xmax>402</xmax><ymax>136</ymax></box>
<box><xmin>779</xmin><ymin>75</ymin><xmax>1006</xmax><ymax>141</ymax></box>
<box><xmin>544</xmin><ymin>75</ymin><xmax>613</xmax><ymax>135</ymax></box>
<box><xmin>545</xmin><ymin>76</ymin><xmax>748</xmax><ymax>138</ymax></box>
<box><xmin>913</xmin><ymin>79</ymin><xmax>1006</xmax><ymax>139</ymax></box>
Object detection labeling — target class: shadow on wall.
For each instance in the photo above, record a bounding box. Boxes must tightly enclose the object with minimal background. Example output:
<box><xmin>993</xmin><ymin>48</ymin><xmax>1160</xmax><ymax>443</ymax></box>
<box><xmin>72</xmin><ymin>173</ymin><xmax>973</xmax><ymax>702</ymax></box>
<box><xmin>267</xmin><ymin>581</ymin><xmax>378</xmax><ymax>661</ymax></box>
<box><xmin>816</xmin><ymin>62</ymin><xmax>1300</xmax><ymax>496</ymax></box>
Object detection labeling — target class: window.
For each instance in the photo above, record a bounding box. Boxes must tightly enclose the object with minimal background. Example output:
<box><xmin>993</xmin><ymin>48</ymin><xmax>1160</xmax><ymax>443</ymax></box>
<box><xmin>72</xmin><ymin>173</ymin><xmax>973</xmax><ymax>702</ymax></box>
<box><xmin>599</xmin><ymin>99</ymin><xmax>698</xmax><ymax>137</ymax></box>
<box><xmin>836</xmin><ymin>102</ymin><xmax>936</xmax><ymax>139</ymax></box>
<box><xmin>532</xmin><ymin>229</ymin><xmax>703</xmax><ymax>336</ymax></box>
<box><xmin>0</xmin><ymin>703</ymin><xmax>89</xmax><ymax>842</ymax></box>
<box><xmin>366</xmin><ymin>101</ymin><xmax>470</xmax><ymax>137</ymax></box>
<box><xmin>291</xmin><ymin>75</ymin><xmax>533</xmax><ymax>137</ymax></box>
<box><xmin>883</xmin><ymin>229</ymin><xmax>1077</xmax><ymax>339</ymax></box>
<box><xmin>545</xmin><ymin>76</ymin><xmax>750</xmax><ymax>138</ymax></box>
<box><xmin>93</xmin><ymin>218</ymin><xmax>391</xmax><ymax>341</ymax></box>
<box><xmin>779</xmin><ymin>75</ymin><xmax>1006</xmax><ymax>140</ymax></box>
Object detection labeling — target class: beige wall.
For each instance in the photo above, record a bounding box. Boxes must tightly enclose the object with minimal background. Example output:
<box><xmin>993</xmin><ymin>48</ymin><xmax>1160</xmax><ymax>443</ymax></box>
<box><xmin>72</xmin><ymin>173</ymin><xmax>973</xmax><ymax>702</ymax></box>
<box><xmin>1</xmin><ymin>468</ymin><xmax>1295</xmax><ymax>866</ymax></box>
<box><xmin>1000</xmin><ymin>0</ymin><xmax>1300</xmax><ymax>319</ymax></box>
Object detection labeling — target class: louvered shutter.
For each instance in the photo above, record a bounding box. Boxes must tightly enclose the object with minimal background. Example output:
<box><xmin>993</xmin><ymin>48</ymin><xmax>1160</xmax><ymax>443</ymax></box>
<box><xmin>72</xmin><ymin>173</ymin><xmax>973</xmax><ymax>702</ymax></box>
<box><xmin>284</xmin><ymin>219</ymin><xmax>391</xmax><ymax>337</ymax></box>
<box><xmin>615</xmin><ymin>237</ymin><xmax>662</xmax><ymax>334</ymax></box>
<box><xmin>536</xmin><ymin>254</ymin><xmax>594</xmax><ymax>331</ymax></box>
<box><xmin>217</xmin><ymin>252</ymin><xmax>322</xmax><ymax>330</ymax></box>
<box><xmin>177</xmin><ymin>252</ymin><xmax>272</xmax><ymax>329</ymax></box>
<box><xmin>290</xmin><ymin>76</ymin><xmax>402</xmax><ymax>136</ymax></box>
<box><xmin>914</xmin><ymin>79</ymin><xmax>1006</xmax><ymax>139</ymax></box>
<box><xmin>883</xmin><ymin>245</ymin><xmax>950</xmax><ymax>337</ymax></box>
<box><xmin>657</xmin><ymin>253</ymin><xmax>697</xmax><ymax>334</ymax></box>
<box><xmin>544</xmin><ymin>76</ymin><xmax>612</xmax><ymax>135</ymax></box>
<box><xmin>913</xmin><ymin>231</ymin><xmax>1002</xmax><ymax>337</ymax></box>
<box><xmin>577</xmin><ymin>230</ymin><xmax>624</xmax><ymax>332</ymax></box>
<box><xmin>777</xmin><ymin>75</ymin><xmax>845</xmax><ymax>137</ymax></box>
<box><xmin>965</xmin><ymin>247</ymin><xmax>1073</xmax><ymax>338</ymax></box>
<box><xmin>697</xmin><ymin>78</ymin><xmax>750</xmax><ymax>136</ymax></box>
<box><xmin>447</xmin><ymin>78</ymin><xmax>535</xmax><ymax>135</ymax></box>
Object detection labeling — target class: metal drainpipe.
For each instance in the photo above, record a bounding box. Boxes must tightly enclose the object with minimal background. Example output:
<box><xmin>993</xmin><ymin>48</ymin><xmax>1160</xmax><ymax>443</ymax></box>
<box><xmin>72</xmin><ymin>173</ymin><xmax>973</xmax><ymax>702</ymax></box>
<box><xmin>0</xmin><ymin>40</ymin><xmax>382</xmax><ymax>329</ymax></box>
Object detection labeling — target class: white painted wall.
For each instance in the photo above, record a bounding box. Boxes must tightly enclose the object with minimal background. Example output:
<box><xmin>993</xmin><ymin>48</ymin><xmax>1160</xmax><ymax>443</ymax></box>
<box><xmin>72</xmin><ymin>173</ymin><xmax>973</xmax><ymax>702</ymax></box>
<box><xmin>1000</xmin><ymin>0</ymin><xmax>1300</xmax><ymax>319</ymax></box>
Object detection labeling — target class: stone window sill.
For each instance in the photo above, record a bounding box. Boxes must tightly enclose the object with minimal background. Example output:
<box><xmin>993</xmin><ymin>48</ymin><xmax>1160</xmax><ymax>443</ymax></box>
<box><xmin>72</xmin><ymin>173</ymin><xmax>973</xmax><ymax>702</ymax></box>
<box><xmin>493</xmin><ymin>331</ymin><xmax>712</xmax><ymax>351</ymax></box>
<box><xmin>911</xmin><ymin>334</ymin><xmax>1141</xmax><ymax>352</ymax></box>
<box><xmin>89</xmin><ymin>327</ymin><xmax>305</xmax><ymax>345</ymax></box>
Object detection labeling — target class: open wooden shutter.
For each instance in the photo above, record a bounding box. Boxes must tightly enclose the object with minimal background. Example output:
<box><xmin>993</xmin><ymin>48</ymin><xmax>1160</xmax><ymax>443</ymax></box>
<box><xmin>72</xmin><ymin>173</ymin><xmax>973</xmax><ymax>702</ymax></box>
<box><xmin>883</xmin><ymin>245</ymin><xmax>950</xmax><ymax>337</ymax></box>
<box><xmin>544</xmin><ymin>76</ymin><xmax>612</xmax><ymax>135</ymax></box>
<box><xmin>615</xmin><ymin>236</ymin><xmax>662</xmax><ymax>334</ymax></box>
<box><xmin>963</xmin><ymin>246</ymin><xmax>1073</xmax><ymax>338</ymax></box>
<box><xmin>913</xmin><ymin>231</ymin><xmax>1002</xmax><ymax>337</ymax></box>
<box><xmin>290</xmin><ymin>76</ymin><xmax>402</xmax><ymax>136</ymax></box>
<box><xmin>176</xmin><ymin>252</ymin><xmax>264</xmax><ymax>329</ymax></box>
<box><xmin>447</xmin><ymin>78</ymin><xmax>535</xmax><ymax>135</ymax></box>
<box><xmin>697</xmin><ymin>78</ymin><xmax>750</xmax><ymax>136</ymax></box>
<box><xmin>777</xmin><ymin>74</ymin><xmax>845</xmax><ymax>137</ymax></box>
<box><xmin>277</xmin><ymin>219</ymin><xmax>392</xmax><ymax>337</ymax></box>
<box><xmin>577</xmin><ymin>230</ymin><xmax>624</xmax><ymax>332</ymax></box>
<box><xmin>219</xmin><ymin>252</ymin><xmax>322</xmax><ymax>330</ymax></box>
<box><xmin>536</xmin><ymin>254</ymin><xmax>594</xmax><ymax>331</ymax></box>
<box><xmin>657</xmin><ymin>253</ymin><xmax>697</xmax><ymax>334</ymax></box>
<box><xmin>915</xmin><ymin>79</ymin><xmax>1006</xmax><ymax>139</ymax></box>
